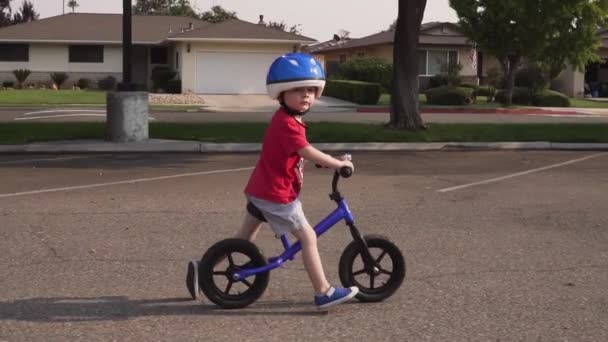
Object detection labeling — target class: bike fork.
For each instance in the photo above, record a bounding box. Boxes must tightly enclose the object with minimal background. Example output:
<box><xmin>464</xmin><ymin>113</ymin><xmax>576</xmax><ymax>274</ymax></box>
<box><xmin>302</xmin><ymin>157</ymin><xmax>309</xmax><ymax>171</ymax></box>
<box><xmin>347</xmin><ymin>223</ymin><xmax>380</xmax><ymax>273</ymax></box>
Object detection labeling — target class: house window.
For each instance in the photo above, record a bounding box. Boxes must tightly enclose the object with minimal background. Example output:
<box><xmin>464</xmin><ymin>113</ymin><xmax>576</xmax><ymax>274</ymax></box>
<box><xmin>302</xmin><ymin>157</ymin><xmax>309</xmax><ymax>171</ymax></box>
<box><xmin>151</xmin><ymin>47</ymin><xmax>168</xmax><ymax>64</ymax></box>
<box><xmin>0</xmin><ymin>44</ymin><xmax>29</xmax><ymax>62</ymax></box>
<box><xmin>69</xmin><ymin>45</ymin><xmax>104</xmax><ymax>63</ymax></box>
<box><xmin>419</xmin><ymin>49</ymin><xmax>458</xmax><ymax>76</ymax></box>
<box><xmin>357</xmin><ymin>51</ymin><xmax>365</xmax><ymax>57</ymax></box>
<box><xmin>417</xmin><ymin>50</ymin><xmax>427</xmax><ymax>75</ymax></box>
<box><xmin>339</xmin><ymin>54</ymin><xmax>347</xmax><ymax>63</ymax></box>
<box><xmin>175</xmin><ymin>51</ymin><xmax>179</xmax><ymax>69</ymax></box>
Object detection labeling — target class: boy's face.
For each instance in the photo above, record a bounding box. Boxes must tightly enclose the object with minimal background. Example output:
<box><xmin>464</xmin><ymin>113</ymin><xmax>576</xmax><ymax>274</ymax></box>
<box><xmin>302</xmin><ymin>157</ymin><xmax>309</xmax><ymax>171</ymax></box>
<box><xmin>283</xmin><ymin>87</ymin><xmax>317</xmax><ymax>113</ymax></box>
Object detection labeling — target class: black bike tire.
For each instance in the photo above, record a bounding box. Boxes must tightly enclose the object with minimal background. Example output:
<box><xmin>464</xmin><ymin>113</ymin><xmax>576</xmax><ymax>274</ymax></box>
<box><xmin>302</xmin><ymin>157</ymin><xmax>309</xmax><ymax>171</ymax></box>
<box><xmin>198</xmin><ymin>238</ymin><xmax>270</xmax><ymax>309</ymax></box>
<box><xmin>339</xmin><ymin>234</ymin><xmax>406</xmax><ymax>302</ymax></box>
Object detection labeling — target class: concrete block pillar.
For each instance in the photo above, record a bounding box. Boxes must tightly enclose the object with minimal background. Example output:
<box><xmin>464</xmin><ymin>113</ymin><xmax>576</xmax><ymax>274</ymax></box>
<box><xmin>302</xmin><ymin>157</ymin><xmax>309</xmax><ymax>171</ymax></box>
<box><xmin>106</xmin><ymin>91</ymin><xmax>149</xmax><ymax>142</ymax></box>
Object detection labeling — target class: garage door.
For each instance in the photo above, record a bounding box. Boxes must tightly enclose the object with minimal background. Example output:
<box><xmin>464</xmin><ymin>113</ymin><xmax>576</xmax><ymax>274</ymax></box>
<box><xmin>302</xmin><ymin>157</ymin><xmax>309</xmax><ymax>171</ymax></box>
<box><xmin>196</xmin><ymin>52</ymin><xmax>280</xmax><ymax>94</ymax></box>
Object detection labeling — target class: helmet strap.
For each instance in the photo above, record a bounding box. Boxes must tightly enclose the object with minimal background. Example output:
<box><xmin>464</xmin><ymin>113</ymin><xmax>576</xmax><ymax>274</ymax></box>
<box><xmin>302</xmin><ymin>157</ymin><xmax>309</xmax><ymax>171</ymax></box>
<box><xmin>279</xmin><ymin>96</ymin><xmax>310</xmax><ymax>116</ymax></box>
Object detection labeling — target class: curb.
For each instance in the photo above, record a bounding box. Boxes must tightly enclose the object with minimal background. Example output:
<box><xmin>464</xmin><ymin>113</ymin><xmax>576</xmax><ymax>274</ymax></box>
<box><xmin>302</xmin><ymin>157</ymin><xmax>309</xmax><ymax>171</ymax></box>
<box><xmin>1</xmin><ymin>140</ymin><xmax>608</xmax><ymax>153</ymax></box>
<box><xmin>357</xmin><ymin>107</ymin><xmax>580</xmax><ymax>115</ymax></box>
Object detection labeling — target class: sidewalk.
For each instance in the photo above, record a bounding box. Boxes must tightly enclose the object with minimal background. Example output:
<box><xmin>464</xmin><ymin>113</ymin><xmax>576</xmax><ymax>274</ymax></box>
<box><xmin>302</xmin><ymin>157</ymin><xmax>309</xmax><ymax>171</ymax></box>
<box><xmin>1</xmin><ymin>139</ymin><xmax>607</xmax><ymax>153</ymax></box>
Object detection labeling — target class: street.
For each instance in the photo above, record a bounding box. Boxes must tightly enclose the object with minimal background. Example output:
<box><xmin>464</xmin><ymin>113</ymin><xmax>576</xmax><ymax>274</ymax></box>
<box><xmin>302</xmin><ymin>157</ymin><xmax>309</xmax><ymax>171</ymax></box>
<box><xmin>1</xmin><ymin>151</ymin><xmax>607</xmax><ymax>341</ymax></box>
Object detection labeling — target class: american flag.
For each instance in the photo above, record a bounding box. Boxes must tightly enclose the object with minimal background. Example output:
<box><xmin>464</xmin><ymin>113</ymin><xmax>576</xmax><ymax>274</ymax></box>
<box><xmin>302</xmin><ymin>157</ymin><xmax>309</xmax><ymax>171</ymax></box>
<box><xmin>470</xmin><ymin>45</ymin><xmax>478</xmax><ymax>72</ymax></box>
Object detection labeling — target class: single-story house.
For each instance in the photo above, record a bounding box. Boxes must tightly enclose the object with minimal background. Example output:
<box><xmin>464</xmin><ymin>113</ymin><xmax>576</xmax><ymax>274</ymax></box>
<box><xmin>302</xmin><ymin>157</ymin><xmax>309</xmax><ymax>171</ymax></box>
<box><xmin>309</xmin><ymin>22</ymin><xmax>597</xmax><ymax>97</ymax></box>
<box><xmin>0</xmin><ymin>13</ymin><xmax>316</xmax><ymax>94</ymax></box>
<box><xmin>307</xmin><ymin>22</ymin><xmax>485</xmax><ymax>90</ymax></box>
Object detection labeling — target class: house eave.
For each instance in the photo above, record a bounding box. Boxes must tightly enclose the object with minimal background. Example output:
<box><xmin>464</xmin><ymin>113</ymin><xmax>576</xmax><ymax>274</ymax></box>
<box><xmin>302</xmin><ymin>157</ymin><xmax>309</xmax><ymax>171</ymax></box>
<box><xmin>167</xmin><ymin>37</ymin><xmax>314</xmax><ymax>44</ymax></box>
<box><xmin>0</xmin><ymin>39</ymin><xmax>164</xmax><ymax>45</ymax></box>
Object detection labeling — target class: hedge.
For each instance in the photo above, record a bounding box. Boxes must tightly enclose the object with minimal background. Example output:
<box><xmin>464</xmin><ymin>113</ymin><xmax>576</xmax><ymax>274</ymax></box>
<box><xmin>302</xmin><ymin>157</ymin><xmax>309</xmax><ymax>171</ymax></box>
<box><xmin>324</xmin><ymin>79</ymin><xmax>381</xmax><ymax>105</ymax></box>
<box><xmin>425</xmin><ymin>86</ymin><xmax>474</xmax><ymax>105</ymax></box>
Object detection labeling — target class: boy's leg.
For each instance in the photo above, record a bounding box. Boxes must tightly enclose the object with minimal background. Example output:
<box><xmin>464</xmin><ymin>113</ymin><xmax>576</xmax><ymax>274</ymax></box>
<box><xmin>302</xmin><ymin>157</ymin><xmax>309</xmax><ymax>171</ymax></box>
<box><xmin>291</xmin><ymin>223</ymin><xmax>331</xmax><ymax>295</ymax></box>
<box><xmin>234</xmin><ymin>212</ymin><xmax>263</xmax><ymax>241</ymax></box>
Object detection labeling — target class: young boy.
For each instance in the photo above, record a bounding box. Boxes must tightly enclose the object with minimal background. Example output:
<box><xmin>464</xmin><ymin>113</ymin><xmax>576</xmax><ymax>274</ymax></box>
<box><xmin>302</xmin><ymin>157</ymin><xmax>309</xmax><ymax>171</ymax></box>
<box><xmin>188</xmin><ymin>53</ymin><xmax>358</xmax><ymax>310</ymax></box>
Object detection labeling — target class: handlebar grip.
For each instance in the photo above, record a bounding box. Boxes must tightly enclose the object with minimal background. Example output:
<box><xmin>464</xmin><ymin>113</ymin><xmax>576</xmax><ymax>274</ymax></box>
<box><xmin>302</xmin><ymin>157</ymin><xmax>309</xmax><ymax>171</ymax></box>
<box><xmin>340</xmin><ymin>167</ymin><xmax>353</xmax><ymax>178</ymax></box>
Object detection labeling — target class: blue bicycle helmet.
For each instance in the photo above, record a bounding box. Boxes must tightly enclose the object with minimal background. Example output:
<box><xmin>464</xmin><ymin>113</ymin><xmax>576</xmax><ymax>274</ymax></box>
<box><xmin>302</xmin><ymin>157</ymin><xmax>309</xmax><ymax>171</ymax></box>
<box><xmin>266</xmin><ymin>52</ymin><xmax>326</xmax><ymax>100</ymax></box>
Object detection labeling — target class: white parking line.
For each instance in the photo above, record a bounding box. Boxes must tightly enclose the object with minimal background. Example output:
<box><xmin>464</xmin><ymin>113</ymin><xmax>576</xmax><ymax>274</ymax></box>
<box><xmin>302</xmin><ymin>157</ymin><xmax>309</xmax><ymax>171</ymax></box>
<box><xmin>15</xmin><ymin>114</ymin><xmax>106</xmax><ymax>120</ymax></box>
<box><xmin>0</xmin><ymin>167</ymin><xmax>253</xmax><ymax>198</ymax></box>
<box><xmin>15</xmin><ymin>114</ymin><xmax>157</xmax><ymax>121</ymax></box>
<box><xmin>0</xmin><ymin>155</ymin><xmax>102</xmax><ymax>165</ymax></box>
<box><xmin>24</xmin><ymin>109</ymin><xmax>106</xmax><ymax>115</ymax></box>
<box><xmin>437</xmin><ymin>152</ymin><xmax>606</xmax><ymax>193</ymax></box>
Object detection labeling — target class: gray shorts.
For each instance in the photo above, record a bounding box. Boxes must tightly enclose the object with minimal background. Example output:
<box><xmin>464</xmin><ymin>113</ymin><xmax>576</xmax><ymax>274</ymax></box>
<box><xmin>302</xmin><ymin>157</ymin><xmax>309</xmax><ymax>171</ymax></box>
<box><xmin>246</xmin><ymin>196</ymin><xmax>310</xmax><ymax>236</ymax></box>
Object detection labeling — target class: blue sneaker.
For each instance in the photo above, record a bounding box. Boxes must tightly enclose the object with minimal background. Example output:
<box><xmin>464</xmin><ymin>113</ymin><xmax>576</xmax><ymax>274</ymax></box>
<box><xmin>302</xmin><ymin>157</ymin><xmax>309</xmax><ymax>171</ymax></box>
<box><xmin>314</xmin><ymin>286</ymin><xmax>359</xmax><ymax>310</ymax></box>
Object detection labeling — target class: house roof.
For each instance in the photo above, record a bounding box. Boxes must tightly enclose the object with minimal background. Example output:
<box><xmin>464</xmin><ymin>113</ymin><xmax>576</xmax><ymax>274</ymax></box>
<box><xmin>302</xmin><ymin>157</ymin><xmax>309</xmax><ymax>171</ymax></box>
<box><xmin>0</xmin><ymin>13</ymin><xmax>315</xmax><ymax>45</ymax></box>
<box><xmin>310</xmin><ymin>22</ymin><xmax>471</xmax><ymax>53</ymax></box>
<box><xmin>169</xmin><ymin>19</ymin><xmax>316</xmax><ymax>43</ymax></box>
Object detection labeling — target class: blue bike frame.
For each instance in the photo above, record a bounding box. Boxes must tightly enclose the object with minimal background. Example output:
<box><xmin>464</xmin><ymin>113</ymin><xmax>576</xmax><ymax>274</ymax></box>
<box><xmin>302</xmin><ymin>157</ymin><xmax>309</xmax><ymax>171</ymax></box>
<box><xmin>233</xmin><ymin>199</ymin><xmax>354</xmax><ymax>281</ymax></box>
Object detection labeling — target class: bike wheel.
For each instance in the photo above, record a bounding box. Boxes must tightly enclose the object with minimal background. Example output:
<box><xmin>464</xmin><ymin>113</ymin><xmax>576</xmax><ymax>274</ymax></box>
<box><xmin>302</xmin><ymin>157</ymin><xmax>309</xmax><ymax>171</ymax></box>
<box><xmin>339</xmin><ymin>234</ymin><xmax>405</xmax><ymax>302</ymax></box>
<box><xmin>198</xmin><ymin>238</ymin><xmax>269</xmax><ymax>309</ymax></box>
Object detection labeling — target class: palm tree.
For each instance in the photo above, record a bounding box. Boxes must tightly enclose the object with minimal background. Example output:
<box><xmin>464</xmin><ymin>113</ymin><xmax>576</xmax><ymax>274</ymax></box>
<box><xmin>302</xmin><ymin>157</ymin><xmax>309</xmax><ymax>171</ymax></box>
<box><xmin>67</xmin><ymin>0</ymin><xmax>78</xmax><ymax>13</ymax></box>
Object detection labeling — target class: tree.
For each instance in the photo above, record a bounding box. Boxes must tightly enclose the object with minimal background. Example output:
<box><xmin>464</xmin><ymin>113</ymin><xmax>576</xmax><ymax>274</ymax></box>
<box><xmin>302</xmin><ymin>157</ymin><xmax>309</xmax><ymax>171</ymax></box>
<box><xmin>449</xmin><ymin>0</ymin><xmax>608</xmax><ymax>106</ymax></box>
<box><xmin>12</xmin><ymin>0</ymin><xmax>38</xmax><ymax>24</ymax></box>
<box><xmin>266</xmin><ymin>20</ymin><xmax>301</xmax><ymax>34</ymax></box>
<box><xmin>134</xmin><ymin>0</ymin><xmax>171</xmax><ymax>15</ymax></box>
<box><xmin>200</xmin><ymin>5</ymin><xmax>237</xmax><ymax>23</ymax></box>
<box><xmin>67</xmin><ymin>0</ymin><xmax>78</xmax><ymax>13</ymax></box>
<box><xmin>389</xmin><ymin>0</ymin><xmax>427</xmax><ymax>129</ymax></box>
<box><xmin>134</xmin><ymin>0</ymin><xmax>198</xmax><ymax>18</ymax></box>
<box><xmin>168</xmin><ymin>0</ymin><xmax>198</xmax><ymax>17</ymax></box>
<box><xmin>0</xmin><ymin>0</ymin><xmax>12</xmax><ymax>27</ymax></box>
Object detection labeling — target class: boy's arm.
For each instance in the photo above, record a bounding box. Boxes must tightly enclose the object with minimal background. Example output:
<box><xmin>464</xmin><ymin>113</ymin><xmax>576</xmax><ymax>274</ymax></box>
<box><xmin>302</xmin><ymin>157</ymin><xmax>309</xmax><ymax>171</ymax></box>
<box><xmin>298</xmin><ymin>145</ymin><xmax>353</xmax><ymax>170</ymax></box>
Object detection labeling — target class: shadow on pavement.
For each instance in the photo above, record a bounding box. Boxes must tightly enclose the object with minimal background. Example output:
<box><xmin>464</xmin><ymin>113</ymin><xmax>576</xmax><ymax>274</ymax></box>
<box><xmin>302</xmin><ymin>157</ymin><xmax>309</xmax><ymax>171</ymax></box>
<box><xmin>0</xmin><ymin>296</ymin><xmax>323</xmax><ymax>322</ymax></box>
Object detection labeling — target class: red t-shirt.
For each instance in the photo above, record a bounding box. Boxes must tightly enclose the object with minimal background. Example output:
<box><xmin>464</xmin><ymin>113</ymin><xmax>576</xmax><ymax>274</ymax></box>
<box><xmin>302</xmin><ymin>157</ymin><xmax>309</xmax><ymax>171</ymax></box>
<box><xmin>244</xmin><ymin>108</ymin><xmax>310</xmax><ymax>203</ymax></box>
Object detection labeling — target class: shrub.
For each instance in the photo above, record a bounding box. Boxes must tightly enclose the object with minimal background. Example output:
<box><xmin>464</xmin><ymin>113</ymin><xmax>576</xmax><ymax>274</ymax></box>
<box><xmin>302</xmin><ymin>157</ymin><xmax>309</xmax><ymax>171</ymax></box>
<box><xmin>98</xmin><ymin>76</ymin><xmax>117</xmax><ymax>91</ymax></box>
<box><xmin>50</xmin><ymin>72</ymin><xmax>69</xmax><ymax>88</ymax></box>
<box><xmin>77</xmin><ymin>78</ymin><xmax>91</xmax><ymax>89</ymax></box>
<box><xmin>324</xmin><ymin>79</ymin><xmax>382</xmax><ymax>105</ymax></box>
<box><xmin>533</xmin><ymin>90</ymin><xmax>570</xmax><ymax>107</ymax></box>
<box><xmin>167</xmin><ymin>79</ymin><xmax>181</xmax><ymax>94</ymax></box>
<box><xmin>151</xmin><ymin>66</ymin><xmax>177</xmax><ymax>92</ymax></box>
<box><xmin>473</xmin><ymin>86</ymin><xmax>496</xmax><ymax>102</ymax></box>
<box><xmin>484</xmin><ymin>67</ymin><xmax>505</xmax><ymax>89</ymax></box>
<box><xmin>2</xmin><ymin>81</ymin><xmax>14</xmax><ymax>88</ymax></box>
<box><xmin>440</xmin><ymin>62</ymin><xmax>463</xmax><ymax>87</ymax></box>
<box><xmin>515</xmin><ymin>65</ymin><xmax>549</xmax><ymax>93</ymax></box>
<box><xmin>12</xmin><ymin>69</ymin><xmax>31</xmax><ymax>88</ymax></box>
<box><xmin>425</xmin><ymin>86</ymin><xmax>474</xmax><ymax>105</ymax></box>
<box><xmin>336</xmin><ymin>58</ymin><xmax>393</xmax><ymax>90</ymax></box>
<box><xmin>495</xmin><ymin>87</ymin><xmax>534</xmax><ymax>105</ymax></box>
<box><xmin>429</xmin><ymin>74</ymin><xmax>449</xmax><ymax>88</ymax></box>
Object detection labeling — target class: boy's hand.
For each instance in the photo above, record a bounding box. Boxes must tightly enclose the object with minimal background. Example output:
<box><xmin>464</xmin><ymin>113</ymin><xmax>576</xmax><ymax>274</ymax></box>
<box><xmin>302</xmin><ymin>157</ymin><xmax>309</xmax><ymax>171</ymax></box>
<box><xmin>340</xmin><ymin>159</ymin><xmax>354</xmax><ymax>173</ymax></box>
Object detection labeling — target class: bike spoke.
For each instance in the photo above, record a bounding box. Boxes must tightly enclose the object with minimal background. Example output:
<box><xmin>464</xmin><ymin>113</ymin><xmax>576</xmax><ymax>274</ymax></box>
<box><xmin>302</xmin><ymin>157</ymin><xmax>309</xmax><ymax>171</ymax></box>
<box><xmin>369</xmin><ymin>273</ymin><xmax>376</xmax><ymax>289</ymax></box>
<box><xmin>213</xmin><ymin>271</ymin><xmax>227</xmax><ymax>276</ymax></box>
<box><xmin>380</xmin><ymin>269</ymin><xmax>393</xmax><ymax>276</ymax></box>
<box><xmin>352</xmin><ymin>269</ymin><xmax>366</xmax><ymax>276</ymax></box>
<box><xmin>227</xmin><ymin>253</ymin><xmax>235</xmax><ymax>267</ymax></box>
<box><xmin>241</xmin><ymin>278</ymin><xmax>253</xmax><ymax>288</ymax></box>
<box><xmin>225</xmin><ymin>280</ymin><xmax>234</xmax><ymax>294</ymax></box>
<box><xmin>376</xmin><ymin>250</ymin><xmax>387</xmax><ymax>264</ymax></box>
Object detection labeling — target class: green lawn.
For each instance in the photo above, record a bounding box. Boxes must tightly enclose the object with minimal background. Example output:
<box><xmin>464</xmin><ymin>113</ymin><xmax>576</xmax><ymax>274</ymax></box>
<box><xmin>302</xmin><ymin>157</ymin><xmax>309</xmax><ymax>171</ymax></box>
<box><xmin>569</xmin><ymin>98</ymin><xmax>608</xmax><ymax>108</ymax></box>
<box><xmin>0</xmin><ymin>89</ymin><xmax>204</xmax><ymax>110</ymax></box>
<box><xmin>377</xmin><ymin>93</ymin><xmax>608</xmax><ymax>109</ymax></box>
<box><xmin>1</xmin><ymin>122</ymin><xmax>607</xmax><ymax>145</ymax></box>
<box><xmin>376</xmin><ymin>93</ymin><xmax>506</xmax><ymax>109</ymax></box>
<box><xmin>0</xmin><ymin>89</ymin><xmax>106</xmax><ymax>105</ymax></box>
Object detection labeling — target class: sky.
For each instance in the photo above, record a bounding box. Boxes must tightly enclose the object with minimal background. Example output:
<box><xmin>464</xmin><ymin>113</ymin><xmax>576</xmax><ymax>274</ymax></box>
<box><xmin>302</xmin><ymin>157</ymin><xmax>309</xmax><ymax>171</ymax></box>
<box><xmin>13</xmin><ymin>0</ymin><xmax>459</xmax><ymax>41</ymax></box>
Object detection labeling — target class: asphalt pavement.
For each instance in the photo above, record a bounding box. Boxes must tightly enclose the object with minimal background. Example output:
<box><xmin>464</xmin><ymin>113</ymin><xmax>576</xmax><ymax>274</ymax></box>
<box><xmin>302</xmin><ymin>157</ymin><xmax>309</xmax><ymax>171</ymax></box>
<box><xmin>1</xmin><ymin>151</ymin><xmax>606</xmax><ymax>341</ymax></box>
